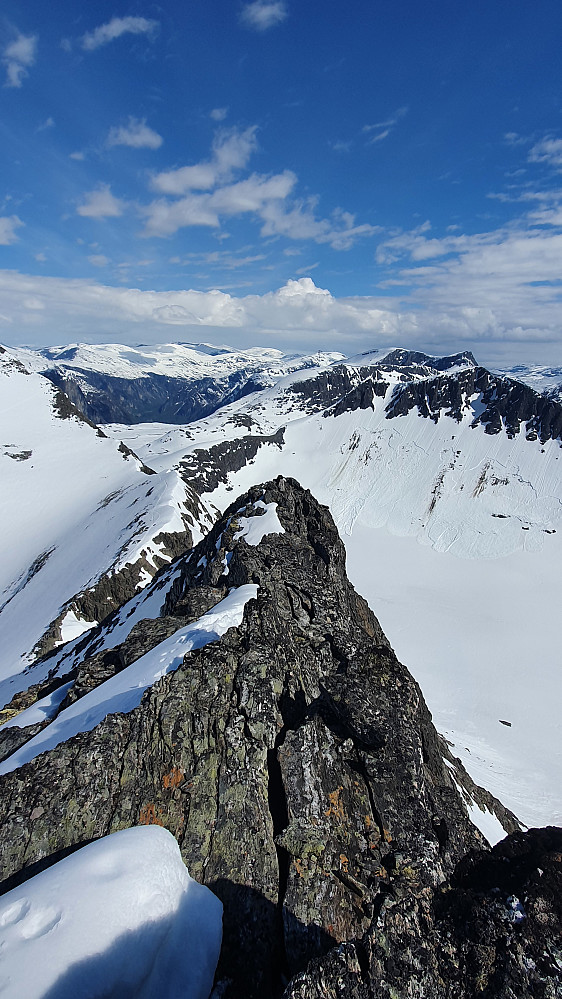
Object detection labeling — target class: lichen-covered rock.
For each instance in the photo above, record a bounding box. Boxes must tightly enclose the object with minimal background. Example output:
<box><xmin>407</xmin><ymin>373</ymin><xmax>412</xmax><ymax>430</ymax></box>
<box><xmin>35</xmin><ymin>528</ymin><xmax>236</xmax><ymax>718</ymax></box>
<box><xmin>0</xmin><ymin>476</ymin><xmax>555</xmax><ymax>999</ymax></box>
<box><xmin>286</xmin><ymin>826</ymin><xmax>562</xmax><ymax>998</ymax></box>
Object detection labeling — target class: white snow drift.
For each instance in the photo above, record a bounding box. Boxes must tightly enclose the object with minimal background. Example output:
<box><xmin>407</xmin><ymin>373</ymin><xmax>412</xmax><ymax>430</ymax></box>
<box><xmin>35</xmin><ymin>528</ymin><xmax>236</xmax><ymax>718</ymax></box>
<box><xmin>0</xmin><ymin>825</ymin><xmax>222</xmax><ymax>999</ymax></box>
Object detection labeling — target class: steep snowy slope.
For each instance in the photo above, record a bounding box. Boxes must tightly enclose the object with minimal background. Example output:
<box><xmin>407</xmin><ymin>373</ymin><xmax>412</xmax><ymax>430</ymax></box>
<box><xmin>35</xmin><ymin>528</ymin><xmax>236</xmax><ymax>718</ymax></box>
<box><xmin>0</xmin><ymin>346</ymin><xmax>212</xmax><ymax>700</ymax></box>
<box><xmin>108</xmin><ymin>354</ymin><xmax>562</xmax><ymax>828</ymax></box>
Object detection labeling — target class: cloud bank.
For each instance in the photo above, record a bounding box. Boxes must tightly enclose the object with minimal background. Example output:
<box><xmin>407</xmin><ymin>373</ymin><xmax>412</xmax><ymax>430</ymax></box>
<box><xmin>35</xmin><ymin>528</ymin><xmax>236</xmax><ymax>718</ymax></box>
<box><xmin>1</xmin><ymin>267</ymin><xmax>561</xmax><ymax>365</ymax></box>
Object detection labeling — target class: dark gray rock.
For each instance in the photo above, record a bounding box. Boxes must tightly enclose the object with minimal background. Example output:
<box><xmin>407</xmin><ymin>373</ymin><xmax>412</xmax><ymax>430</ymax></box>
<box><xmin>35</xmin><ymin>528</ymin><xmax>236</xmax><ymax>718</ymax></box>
<box><xmin>386</xmin><ymin>366</ymin><xmax>562</xmax><ymax>443</ymax></box>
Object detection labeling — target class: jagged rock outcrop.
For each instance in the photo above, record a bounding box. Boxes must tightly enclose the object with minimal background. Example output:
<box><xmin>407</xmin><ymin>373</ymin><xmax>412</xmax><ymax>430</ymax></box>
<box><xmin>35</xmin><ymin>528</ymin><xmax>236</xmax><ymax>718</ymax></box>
<box><xmin>386</xmin><ymin>366</ymin><xmax>562</xmax><ymax>443</ymax></box>
<box><xmin>0</xmin><ymin>477</ymin><xmax>558</xmax><ymax>999</ymax></box>
<box><xmin>285</xmin><ymin>826</ymin><xmax>562</xmax><ymax>998</ymax></box>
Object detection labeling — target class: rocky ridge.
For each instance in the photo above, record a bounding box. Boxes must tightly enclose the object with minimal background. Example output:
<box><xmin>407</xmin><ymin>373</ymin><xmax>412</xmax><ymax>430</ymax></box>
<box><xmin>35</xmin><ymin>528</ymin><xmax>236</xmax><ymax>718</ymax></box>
<box><xmin>0</xmin><ymin>477</ymin><xmax>558</xmax><ymax>998</ymax></box>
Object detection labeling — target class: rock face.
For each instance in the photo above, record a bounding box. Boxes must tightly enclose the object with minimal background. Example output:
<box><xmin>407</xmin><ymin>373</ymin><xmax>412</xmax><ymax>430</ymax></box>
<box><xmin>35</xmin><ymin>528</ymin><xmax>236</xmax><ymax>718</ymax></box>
<box><xmin>43</xmin><ymin>367</ymin><xmax>268</xmax><ymax>426</ymax></box>
<box><xmin>385</xmin><ymin>366</ymin><xmax>562</xmax><ymax>443</ymax></box>
<box><xmin>0</xmin><ymin>477</ymin><xmax>558</xmax><ymax>998</ymax></box>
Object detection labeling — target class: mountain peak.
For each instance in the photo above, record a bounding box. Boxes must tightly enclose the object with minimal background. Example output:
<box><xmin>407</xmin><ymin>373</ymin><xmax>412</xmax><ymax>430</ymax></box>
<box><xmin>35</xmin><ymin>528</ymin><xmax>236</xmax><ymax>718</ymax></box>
<box><xmin>0</xmin><ymin>475</ymin><xmax>528</xmax><ymax>998</ymax></box>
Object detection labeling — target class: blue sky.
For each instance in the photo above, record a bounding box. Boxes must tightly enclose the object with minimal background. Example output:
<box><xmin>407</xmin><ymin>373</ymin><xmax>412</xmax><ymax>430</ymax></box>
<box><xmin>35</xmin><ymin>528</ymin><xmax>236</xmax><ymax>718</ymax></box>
<box><xmin>2</xmin><ymin>0</ymin><xmax>562</xmax><ymax>362</ymax></box>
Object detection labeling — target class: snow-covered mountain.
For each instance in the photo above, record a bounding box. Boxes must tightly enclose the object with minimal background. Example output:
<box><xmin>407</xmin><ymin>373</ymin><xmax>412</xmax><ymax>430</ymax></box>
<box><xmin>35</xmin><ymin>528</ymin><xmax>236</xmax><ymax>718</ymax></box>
<box><xmin>0</xmin><ymin>474</ymin><xmax>559</xmax><ymax>999</ymax></box>
<box><xmin>28</xmin><ymin>341</ymin><xmax>345</xmax><ymax>425</ymax></box>
<box><xmin>101</xmin><ymin>346</ymin><xmax>561</xmax><ymax>829</ymax></box>
<box><xmin>1</xmin><ymin>340</ymin><xmax>561</xmax><ymax>832</ymax></box>
<box><xmin>0</xmin><ymin>345</ymin><xmax>214</xmax><ymax>702</ymax></box>
<box><xmin>494</xmin><ymin>362</ymin><xmax>562</xmax><ymax>402</ymax></box>
<box><xmin>1</xmin><ymin>338</ymin><xmax>561</xmax><ymax>997</ymax></box>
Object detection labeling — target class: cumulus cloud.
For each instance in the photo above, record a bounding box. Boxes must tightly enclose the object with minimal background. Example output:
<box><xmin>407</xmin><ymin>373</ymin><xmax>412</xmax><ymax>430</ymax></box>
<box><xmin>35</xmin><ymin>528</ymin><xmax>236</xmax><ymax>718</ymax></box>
<box><xmin>77</xmin><ymin>185</ymin><xmax>125</xmax><ymax>218</ymax></box>
<box><xmin>107</xmin><ymin>117</ymin><xmax>163</xmax><ymax>150</ymax></box>
<box><xmin>210</xmin><ymin>107</ymin><xmax>228</xmax><ymax>121</ymax></box>
<box><xmin>0</xmin><ymin>216</ymin><xmax>24</xmax><ymax>244</ymax></box>
<box><xmin>3</xmin><ymin>33</ymin><xmax>37</xmax><ymax>88</ymax></box>
<box><xmin>88</xmin><ymin>254</ymin><xmax>109</xmax><ymax>267</ymax></box>
<box><xmin>81</xmin><ymin>17</ymin><xmax>158</xmax><ymax>51</ymax></box>
<box><xmin>239</xmin><ymin>1</ymin><xmax>288</xmax><ymax>31</ymax></box>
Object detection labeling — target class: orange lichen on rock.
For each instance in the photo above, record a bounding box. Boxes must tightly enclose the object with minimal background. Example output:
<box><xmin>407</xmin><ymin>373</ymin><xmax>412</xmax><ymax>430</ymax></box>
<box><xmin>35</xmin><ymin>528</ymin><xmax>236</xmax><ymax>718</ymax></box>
<box><xmin>324</xmin><ymin>786</ymin><xmax>345</xmax><ymax>822</ymax></box>
<box><xmin>139</xmin><ymin>802</ymin><xmax>165</xmax><ymax>826</ymax></box>
<box><xmin>162</xmin><ymin>766</ymin><xmax>184</xmax><ymax>789</ymax></box>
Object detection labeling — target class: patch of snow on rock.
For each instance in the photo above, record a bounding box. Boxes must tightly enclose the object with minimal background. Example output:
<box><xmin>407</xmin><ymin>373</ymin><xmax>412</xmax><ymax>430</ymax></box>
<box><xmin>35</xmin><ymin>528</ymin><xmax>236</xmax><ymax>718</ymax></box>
<box><xmin>0</xmin><ymin>585</ymin><xmax>258</xmax><ymax>775</ymax></box>
<box><xmin>233</xmin><ymin>501</ymin><xmax>285</xmax><ymax>547</ymax></box>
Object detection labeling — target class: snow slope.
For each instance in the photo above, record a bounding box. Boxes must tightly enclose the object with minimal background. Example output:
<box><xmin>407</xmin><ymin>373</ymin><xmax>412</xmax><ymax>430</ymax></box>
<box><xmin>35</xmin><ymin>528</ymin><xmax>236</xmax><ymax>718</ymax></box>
<box><xmin>0</xmin><ymin>825</ymin><xmax>222</xmax><ymax>999</ymax></box>
<box><xmin>0</xmin><ymin>347</ymin><xmax>208</xmax><ymax>686</ymax></box>
<box><xmin>111</xmin><ymin>360</ymin><xmax>562</xmax><ymax>829</ymax></box>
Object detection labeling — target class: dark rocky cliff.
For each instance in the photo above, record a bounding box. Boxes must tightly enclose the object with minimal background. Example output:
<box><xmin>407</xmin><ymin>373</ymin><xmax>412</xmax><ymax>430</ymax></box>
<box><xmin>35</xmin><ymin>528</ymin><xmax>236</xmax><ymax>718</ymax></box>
<box><xmin>42</xmin><ymin>367</ymin><xmax>269</xmax><ymax>425</ymax></box>
<box><xmin>0</xmin><ymin>477</ymin><xmax>559</xmax><ymax>998</ymax></box>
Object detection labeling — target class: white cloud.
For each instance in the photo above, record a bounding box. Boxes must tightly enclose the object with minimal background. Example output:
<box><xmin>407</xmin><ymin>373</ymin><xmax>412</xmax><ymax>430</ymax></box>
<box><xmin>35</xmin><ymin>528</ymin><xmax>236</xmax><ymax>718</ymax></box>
<box><xmin>1</xmin><ymin>266</ymin><xmax>562</xmax><ymax>364</ymax></box>
<box><xmin>363</xmin><ymin>107</ymin><xmax>408</xmax><ymax>144</ymax></box>
<box><xmin>35</xmin><ymin>252</ymin><xmax>46</xmax><ymax>262</ymax></box>
<box><xmin>210</xmin><ymin>107</ymin><xmax>228</xmax><ymax>121</ymax></box>
<box><xmin>88</xmin><ymin>254</ymin><xmax>109</xmax><ymax>267</ymax></box>
<box><xmin>107</xmin><ymin>117</ymin><xmax>163</xmax><ymax>150</ymax></box>
<box><xmin>0</xmin><ymin>216</ymin><xmax>24</xmax><ymax>244</ymax></box>
<box><xmin>81</xmin><ymin>17</ymin><xmax>158</xmax><ymax>51</ymax></box>
<box><xmin>528</xmin><ymin>137</ymin><xmax>562</xmax><ymax>171</ymax></box>
<box><xmin>151</xmin><ymin>127</ymin><xmax>258</xmax><ymax>195</ymax></box>
<box><xmin>371</xmin><ymin>204</ymin><xmax>562</xmax><ymax>358</ymax></box>
<box><xmin>77</xmin><ymin>185</ymin><xmax>125</xmax><ymax>219</ymax></box>
<box><xmin>37</xmin><ymin>116</ymin><xmax>55</xmax><ymax>132</ymax></box>
<box><xmin>3</xmin><ymin>33</ymin><xmax>37</xmax><ymax>88</ymax></box>
<box><xmin>239</xmin><ymin>1</ymin><xmax>288</xmax><ymax>31</ymax></box>
<box><xmin>0</xmin><ymin>272</ymin><xmax>397</xmax><ymax>345</ymax></box>
<box><xmin>367</xmin><ymin>128</ymin><xmax>390</xmax><ymax>144</ymax></box>
<box><xmin>145</xmin><ymin>126</ymin><xmax>377</xmax><ymax>248</ymax></box>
